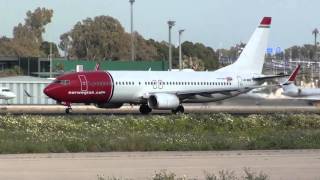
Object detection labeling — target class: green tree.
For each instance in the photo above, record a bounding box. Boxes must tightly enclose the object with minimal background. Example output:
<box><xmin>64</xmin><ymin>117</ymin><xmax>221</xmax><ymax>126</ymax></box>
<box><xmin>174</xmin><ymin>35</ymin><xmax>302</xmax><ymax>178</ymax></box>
<box><xmin>181</xmin><ymin>41</ymin><xmax>219</xmax><ymax>70</ymax></box>
<box><xmin>0</xmin><ymin>37</ymin><xmax>16</xmax><ymax>56</ymax></box>
<box><xmin>285</xmin><ymin>45</ymin><xmax>315</xmax><ymax>60</ymax></box>
<box><xmin>146</xmin><ymin>39</ymin><xmax>168</xmax><ymax>61</ymax></box>
<box><xmin>13</xmin><ymin>7</ymin><xmax>53</xmax><ymax>57</ymax></box>
<box><xmin>40</xmin><ymin>41</ymin><xmax>60</xmax><ymax>58</ymax></box>
<box><xmin>0</xmin><ymin>7</ymin><xmax>54</xmax><ymax>57</ymax></box>
<box><xmin>134</xmin><ymin>32</ymin><xmax>158</xmax><ymax>60</ymax></box>
<box><xmin>61</xmin><ymin>16</ymin><xmax>131</xmax><ymax>60</ymax></box>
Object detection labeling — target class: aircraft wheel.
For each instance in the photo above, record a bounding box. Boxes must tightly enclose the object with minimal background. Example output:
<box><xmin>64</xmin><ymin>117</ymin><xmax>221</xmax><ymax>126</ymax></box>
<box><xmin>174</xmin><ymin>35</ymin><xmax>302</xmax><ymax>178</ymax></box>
<box><xmin>172</xmin><ymin>105</ymin><xmax>184</xmax><ymax>114</ymax></box>
<box><xmin>65</xmin><ymin>107</ymin><xmax>72</xmax><ymax>114</ymax></box>
<box><xmin>139</xmin><ymin>104</ymin><xmax>152</xmax><ymax>114</ymax></box>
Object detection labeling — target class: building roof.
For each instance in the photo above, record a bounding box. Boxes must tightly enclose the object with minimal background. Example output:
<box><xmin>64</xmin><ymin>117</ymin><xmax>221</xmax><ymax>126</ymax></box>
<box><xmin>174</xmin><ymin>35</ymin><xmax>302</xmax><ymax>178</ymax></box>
<box><xmin>0</xmin><ymin>76</ymin><xmax>53</xmax><ymax>83</ymax></box>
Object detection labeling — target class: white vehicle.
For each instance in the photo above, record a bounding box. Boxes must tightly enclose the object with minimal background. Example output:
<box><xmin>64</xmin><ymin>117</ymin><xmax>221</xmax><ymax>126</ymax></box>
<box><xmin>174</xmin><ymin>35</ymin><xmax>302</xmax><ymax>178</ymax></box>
<box><xmin>0</xmin><ymin>87</ymin><xmax>16</xmax><ymax>103</ymax></box>
<box><xmin>44</xmin><ymin>17</ymin><xmax>286</xmax><ymax>114</ymax></box>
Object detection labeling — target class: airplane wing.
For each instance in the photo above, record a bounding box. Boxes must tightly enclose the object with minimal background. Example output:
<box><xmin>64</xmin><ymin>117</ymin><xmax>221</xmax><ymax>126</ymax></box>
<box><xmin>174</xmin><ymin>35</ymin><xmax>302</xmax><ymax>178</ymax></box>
<box><xmin>146</xmin><ymin>84</ymin><xmax>278</xmax><ymax>100</ymax></box>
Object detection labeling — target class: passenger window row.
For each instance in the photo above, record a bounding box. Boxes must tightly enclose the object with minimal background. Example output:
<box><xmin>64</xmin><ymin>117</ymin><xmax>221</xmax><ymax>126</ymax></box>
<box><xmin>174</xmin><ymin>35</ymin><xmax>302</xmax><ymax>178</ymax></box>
<box><xmin>146</xmin><ymin>81</ymin><xmax>232</xmax><ymax>86</ymax></box>
<box><xmin>115</xmin><ymin>82</ymin><xmax>135</xmax><ymax>86</ymax></box>
<box><xmin>54</xmin><ymin>80</ymin><xmax>70</xmax><ymax>85</ymax></box>
<box><xmin>115</xmin><ymin>81</ymin><xmax>232</xmax><ymax>86</ymax></box>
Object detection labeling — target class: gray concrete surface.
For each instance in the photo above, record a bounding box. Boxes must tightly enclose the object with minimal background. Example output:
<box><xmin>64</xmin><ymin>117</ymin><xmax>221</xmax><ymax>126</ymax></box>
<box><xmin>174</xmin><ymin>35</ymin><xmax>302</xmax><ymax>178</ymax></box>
<box><xmin>0</xmin><ymin>104</ymin><xmax>319</xmax><ymax>115</ymax></box>
<box><xmin>0</xmin><ymin>150</ymin><xmax>319</xmax><ymax>180</ymax></box>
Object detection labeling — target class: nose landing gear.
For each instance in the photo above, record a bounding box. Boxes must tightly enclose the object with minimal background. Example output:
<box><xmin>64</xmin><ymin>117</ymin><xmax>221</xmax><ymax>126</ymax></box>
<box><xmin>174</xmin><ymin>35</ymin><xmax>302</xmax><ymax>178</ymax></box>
<box><xmin>65</xmin><ymin>107</ymin><xmax>72</xmax><ymax>114</ymax></box>
<box><xmin>62</xmin><ymin>102</ymin><xmax>72</xmax><ymax>114</ymax></box>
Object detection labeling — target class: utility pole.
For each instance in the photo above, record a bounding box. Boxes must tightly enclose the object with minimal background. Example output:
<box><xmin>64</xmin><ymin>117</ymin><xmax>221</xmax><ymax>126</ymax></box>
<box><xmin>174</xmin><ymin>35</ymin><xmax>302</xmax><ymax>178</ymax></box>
<box><xmin>178</xmin><ymin>29</ymin><xmax>185</xmax><ymax>71</ymax></box>
<box><xmin>49</xmin><ymin>43</ymin><xmax>52</xmax><ymax>78</ymax></box>
<box><xmin>129</xmin><ymin>0</ymin><xmax>135</xmax><ymax>61</ymax></box>
<box><xmin>313</xmin><ymin>28</ymin><xmax>319</xmax><ymax>61</ymax></box>
<box><xmin>168</xmin><ymin>20</ymin><xmax>175</xmax><ymax>71</ymax></box>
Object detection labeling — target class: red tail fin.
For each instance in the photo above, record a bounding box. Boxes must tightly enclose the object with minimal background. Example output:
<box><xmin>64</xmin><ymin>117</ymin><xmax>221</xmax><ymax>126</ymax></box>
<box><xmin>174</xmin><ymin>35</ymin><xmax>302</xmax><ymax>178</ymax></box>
<box><xmin>288</xmin><ymin>65</ymin><xmax>301</xmax><ymax>82</ymax></box>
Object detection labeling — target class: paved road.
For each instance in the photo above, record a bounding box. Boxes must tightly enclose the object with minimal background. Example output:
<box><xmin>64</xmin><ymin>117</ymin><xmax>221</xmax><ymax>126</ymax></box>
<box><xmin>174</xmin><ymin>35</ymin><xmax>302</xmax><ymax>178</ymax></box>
<box><xmin>0</xmin><ymin>105</ymin><xmax>319</xmax><ymax>115</ymax></box>
<box><xmin>0</xmin><ymin>150</ymin><xmax>319</xmax><ymax>180</ymax></box>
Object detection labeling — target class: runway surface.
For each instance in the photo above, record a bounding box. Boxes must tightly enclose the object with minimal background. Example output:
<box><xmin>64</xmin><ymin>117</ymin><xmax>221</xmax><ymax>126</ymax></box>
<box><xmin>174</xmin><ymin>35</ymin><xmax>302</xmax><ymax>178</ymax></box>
<box><xmin>0</xmin><ymin>150</ymin><xmax>319</xmax><ymax>180</ymax></box>
<box><xmin>0</xmin><ymin>104</ymin><xmax>320</xmax><ymax>115</ymax></box>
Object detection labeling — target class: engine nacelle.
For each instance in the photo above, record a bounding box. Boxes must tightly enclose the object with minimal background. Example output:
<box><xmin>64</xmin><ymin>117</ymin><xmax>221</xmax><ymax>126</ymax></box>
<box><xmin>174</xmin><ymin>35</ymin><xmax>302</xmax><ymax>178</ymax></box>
<box><xmin>95</xmin><ymin>103</ymin><xmax>123</xmax><ymax>109</ymax></box>
<box><xmin>148</xmin><ymin>93</ymin><xmax>180</xmax><ymax>109</ymax></box>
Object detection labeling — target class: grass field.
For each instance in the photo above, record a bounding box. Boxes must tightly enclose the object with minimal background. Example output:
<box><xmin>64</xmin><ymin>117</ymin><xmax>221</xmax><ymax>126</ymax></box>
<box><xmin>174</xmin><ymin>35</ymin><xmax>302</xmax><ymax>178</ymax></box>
<box><xmin>0</xmin><ymin>113</ymin><xmax>320</xmax><ymax>153</ymax></box>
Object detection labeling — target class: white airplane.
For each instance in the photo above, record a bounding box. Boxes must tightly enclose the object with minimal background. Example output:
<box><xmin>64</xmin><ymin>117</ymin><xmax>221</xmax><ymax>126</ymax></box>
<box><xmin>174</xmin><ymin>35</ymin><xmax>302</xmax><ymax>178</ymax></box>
<box><xmin>0</xmin><ymin>87</ymin><xmax>16</xmax><ymax>103</ymax></box>
<box><xmin>44</xmin><ymin>17</ymin><xmax>286</xmax><ymax>114</ymax></box>
<box><xmin>281</xmin><ymin>65</ymin><xmax>320</xmax><ymax>103</ymax></box>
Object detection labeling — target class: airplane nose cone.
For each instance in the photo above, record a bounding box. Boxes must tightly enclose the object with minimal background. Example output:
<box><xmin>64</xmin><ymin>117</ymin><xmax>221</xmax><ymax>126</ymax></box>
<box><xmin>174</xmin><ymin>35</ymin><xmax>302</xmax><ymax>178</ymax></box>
<box><xmin>43</xmin><ymin>85</ymin><xmax>53</xmax><ymax>98</ymax></box>
<box><xmin>43</xmin><ymin>86</ymin><xmax>49</xmax><ymax>96</ymax></box>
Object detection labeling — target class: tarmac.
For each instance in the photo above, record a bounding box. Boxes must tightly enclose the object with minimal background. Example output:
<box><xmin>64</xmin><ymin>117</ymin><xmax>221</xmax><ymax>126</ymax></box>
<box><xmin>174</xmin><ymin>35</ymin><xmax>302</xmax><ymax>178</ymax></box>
<box><xmin>0</xmin><ymin>150</ymin><xmax>319</xmax><ymax>180</ymax></box>
<box><xmin>0</xmin><ymin>104</ymin><xmax>319</xmax><ymax>115</ymax></box>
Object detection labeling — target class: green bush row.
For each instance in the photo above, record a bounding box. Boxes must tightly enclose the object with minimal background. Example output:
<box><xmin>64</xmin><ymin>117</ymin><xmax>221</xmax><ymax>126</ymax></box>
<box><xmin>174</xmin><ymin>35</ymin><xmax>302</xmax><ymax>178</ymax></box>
<box><xmin>0</xmin><ymin>113</ymin><xmax>320</xmax><ymax>153</ymax></box>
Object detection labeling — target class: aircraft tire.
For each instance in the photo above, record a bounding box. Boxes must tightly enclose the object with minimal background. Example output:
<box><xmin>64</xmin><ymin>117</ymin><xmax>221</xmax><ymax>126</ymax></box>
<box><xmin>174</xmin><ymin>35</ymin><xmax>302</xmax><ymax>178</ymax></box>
<box><xmin>65</xmin><ymin>107</ymin><xmax>72</xmax><ymax>114</ymax></box>
<box><xmin>172</xmin><ymin>105</ymin><xmax>184</xmax><ymax>114</ymax></box>
<box><xmin>139</xmin><ymin>104</ymin><xmax>152</xmax><ymax>114</ymax></box>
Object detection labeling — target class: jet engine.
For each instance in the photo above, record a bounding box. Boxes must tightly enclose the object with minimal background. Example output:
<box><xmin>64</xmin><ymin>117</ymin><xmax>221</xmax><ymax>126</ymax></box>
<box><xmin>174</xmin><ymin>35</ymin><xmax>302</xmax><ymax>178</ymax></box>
<box><xmin>95</xmin><ymin>103</ymin><xmax>123</xmax><ymax>109</ymax></box>
<box><xmin>148</xmin><ymin>93</ymin><xmax>180</xmax><ymax>109</ymax></box>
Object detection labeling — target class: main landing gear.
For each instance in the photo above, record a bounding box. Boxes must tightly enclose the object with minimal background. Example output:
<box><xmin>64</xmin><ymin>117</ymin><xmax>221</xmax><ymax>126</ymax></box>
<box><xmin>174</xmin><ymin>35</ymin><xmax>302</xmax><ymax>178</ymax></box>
<box><xmin>139</xmin><ymin>104</ymin><xmax>152</xmax><ymax>115</ymax></box>
<box><xmin>172</xmin><ymin>105</ymin><xmax>184</xmax><ymax>114</ymax></box>
<box><xmin>139</xmin><ymin>104</ymin><xmax>184</xmax><ymax>115</ymax></box>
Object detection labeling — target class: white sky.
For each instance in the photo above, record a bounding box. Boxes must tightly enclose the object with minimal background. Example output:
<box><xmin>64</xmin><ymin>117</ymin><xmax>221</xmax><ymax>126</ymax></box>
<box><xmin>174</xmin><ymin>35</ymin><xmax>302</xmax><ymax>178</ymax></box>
<box><xmin>1</xmin><ymin>0</ymin><xmax>319</xmax><ymax>50</ymax></box>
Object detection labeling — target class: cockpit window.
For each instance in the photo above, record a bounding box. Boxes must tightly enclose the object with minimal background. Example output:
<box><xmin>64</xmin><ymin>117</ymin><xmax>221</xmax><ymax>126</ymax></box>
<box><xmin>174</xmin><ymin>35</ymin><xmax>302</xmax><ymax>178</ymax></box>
<box><xmin>53</xmin><ymin>79</ymin><xmax>70</xmax><ymax>85</ymax></box>
<box><xmin>53</xmin><ymin>80</ymin><xmax>62</xmax><ymax>84</ymax></box>
<box><xmin>61</xmin><ymin>80</ymin><xmax>70</xmax><ymax>85</ymax></box>
<box><xmin>2</xmin><ymin>89</ymin><xmax>10</xmax><ymax>92</ymax></box>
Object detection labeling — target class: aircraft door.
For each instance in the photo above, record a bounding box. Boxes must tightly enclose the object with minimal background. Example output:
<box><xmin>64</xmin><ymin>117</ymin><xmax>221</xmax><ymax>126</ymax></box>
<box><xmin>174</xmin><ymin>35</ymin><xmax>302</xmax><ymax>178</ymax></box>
<box><xmin>152</xmin><ymin>80</ymin><xmax>157</xmax><ymax>89</ymax></box>
<box><xmin>78</xmin><ymin>75</ymin><xmax>88</xmax><ymax>91</ymax></box>
<box><xmin>158</xmin><ymin>80</ymin><xmax>163</xmax><ymax>89</ymax></box>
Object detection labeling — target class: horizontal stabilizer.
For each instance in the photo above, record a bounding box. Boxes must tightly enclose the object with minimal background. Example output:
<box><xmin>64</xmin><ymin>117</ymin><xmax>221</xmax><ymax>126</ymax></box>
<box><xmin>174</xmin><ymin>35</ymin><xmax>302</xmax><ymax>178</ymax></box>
<box><xmin>253</xmin><ymin>74</ymin><xmax>290</xmax><ymax>81</ymax></box>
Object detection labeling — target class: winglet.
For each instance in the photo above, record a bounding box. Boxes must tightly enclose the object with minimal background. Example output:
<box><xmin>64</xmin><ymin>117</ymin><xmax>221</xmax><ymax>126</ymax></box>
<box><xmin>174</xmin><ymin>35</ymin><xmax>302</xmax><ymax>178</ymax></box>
<box><xmin>283</xmin><ymin>65</ymin><xmax>301</xmax><ymax>85</ymax></box>
<box><xmin>259</xmin><ymin>17</ymin><xmax>272</xmax><ymax>28</ymax></box>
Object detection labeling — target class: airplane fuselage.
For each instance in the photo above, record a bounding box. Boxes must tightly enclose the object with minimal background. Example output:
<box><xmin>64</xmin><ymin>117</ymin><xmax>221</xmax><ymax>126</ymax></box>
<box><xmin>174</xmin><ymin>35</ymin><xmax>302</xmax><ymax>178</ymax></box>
<box><xmin>283</xmin><ymin>86</ymin><xmax>320</xmax><ymax>97</ymax></box>
<box><xmin>44</xmin><ymin>70</ymin><xmax>258</xmax><ymax>105</ymax></box>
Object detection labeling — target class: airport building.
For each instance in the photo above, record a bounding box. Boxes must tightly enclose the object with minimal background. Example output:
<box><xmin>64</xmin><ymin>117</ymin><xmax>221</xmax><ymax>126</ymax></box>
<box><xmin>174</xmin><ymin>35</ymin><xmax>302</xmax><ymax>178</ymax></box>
<box><xmin>0</xmin><ymin>57</ymin><xmax>169</xmax><ymax>104</ymax></box>
<box><xmin>0</xmin><ymin>76</ymin><xmax>55</xmax><ymax>105</ymax></box>
<box><xmin>0</xmin><ymin>56</ymin><xmax>169</xmax><ymax>78</ymax></box>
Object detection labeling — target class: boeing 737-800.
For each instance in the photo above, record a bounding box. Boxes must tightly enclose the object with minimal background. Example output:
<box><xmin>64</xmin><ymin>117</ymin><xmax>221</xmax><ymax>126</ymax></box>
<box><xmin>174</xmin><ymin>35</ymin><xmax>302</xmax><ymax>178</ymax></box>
<box><xmin>44</xmin><ymin>17</ymin><xmax>283</xmax><ymax>114</ymax></box>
